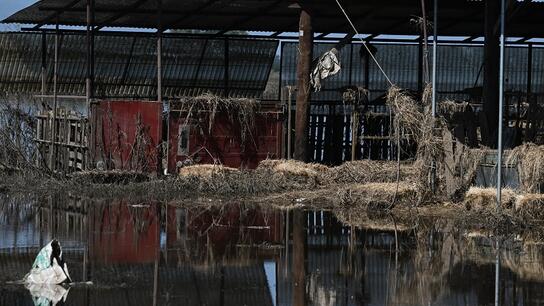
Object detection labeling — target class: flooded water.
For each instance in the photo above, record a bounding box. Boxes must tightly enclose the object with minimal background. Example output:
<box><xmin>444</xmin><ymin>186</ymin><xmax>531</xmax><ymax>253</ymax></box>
<box><xmin>1</xmin><ymin>194</ymin><xmax>544</xmax><ymax>306</ymax></box>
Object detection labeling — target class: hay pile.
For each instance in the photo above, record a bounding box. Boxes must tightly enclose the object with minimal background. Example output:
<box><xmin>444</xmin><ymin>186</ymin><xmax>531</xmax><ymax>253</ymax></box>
<box><xmin>463</xmin><ymin>187</ymin><xmax>515</xmax><ymax>211</ymax></box>
<box><xmin>335</xmin><ymin>182</ymin><xmax>418</xmax><ymax>209</ymax></box>
<box><xmin>386</xmin><ymin>86</ymin><xmax>444</xmax><ymax>196</ymax></box>
<box><xmin>515</xmin><ymin>193</ymin><xmax>544</xmax><ymax>221</ymax></box>
<box><xmin>179</xmin><ymin>164</ymin><xmax>239</xmax><ymax>177</ymax></box>
<box><xmin>325</xmin><ymin>160</ymin><xmax>416</xmax><ymax>184</ymax></box>
<box><xmin>258</xmin><ymin>159</ymin><xmax>328</xmax><ymax>179</ymax></box>
<box><xmin>507</xmin><ymin>143</ymin><xmax>544</xmax><ymax>193</ymax></box>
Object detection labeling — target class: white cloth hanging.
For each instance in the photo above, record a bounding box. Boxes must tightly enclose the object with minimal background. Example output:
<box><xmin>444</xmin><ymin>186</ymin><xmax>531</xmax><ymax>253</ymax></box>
<box><xmin>310</xmin><ymin>48</ymin><xmax>341</xmax><ymax>92</ymax></box>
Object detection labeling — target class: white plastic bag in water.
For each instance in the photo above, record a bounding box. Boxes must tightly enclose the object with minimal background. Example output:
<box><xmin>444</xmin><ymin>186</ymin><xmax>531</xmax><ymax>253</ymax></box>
<box><xmin>24</xmin><ymin>240</ymin><xmax>71</xmax><ymax>284</ymax></box>
<box><xmin>26</xmin><ymin>283</ymin><xmax>70</xmax><ymax>306</ymax></box>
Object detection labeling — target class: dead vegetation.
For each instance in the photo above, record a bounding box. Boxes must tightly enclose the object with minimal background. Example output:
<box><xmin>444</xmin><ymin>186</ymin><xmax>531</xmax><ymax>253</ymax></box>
<box><xmin>70</xmin><ymin>170</ymin><xmax>150</xmax><ymax>185</ymax></box>
<box><xmin>507</xmin><ymin>143</ymin><xmax>544</xmax><ymax>193</ymax></box>
<box><xmin>0</xmin><ymin>95</ymin><xmax>46</xmax><ymax>174</ymax></box>
<box><xmin>463</xmin><ymin>187</ymin><xmax>516</xmax><ymax>211</ymax></box>
<box><xmin>175</xmin><ymin>93</ymin><xmax>258</xmax><ymax>150</ymax></box>
<box><xmin>515</xmin><ymin>193</ymin><xmax>544</xmax><ymax>221</ymax></box>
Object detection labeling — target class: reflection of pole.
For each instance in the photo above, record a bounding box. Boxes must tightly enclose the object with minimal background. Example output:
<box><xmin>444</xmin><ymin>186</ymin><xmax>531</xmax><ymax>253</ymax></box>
<box><xmin>292</xmin><ymin>209</ymin><xmax>306</xmax><ymax>306</ymax></box>
<box><xmin>284</xmin><ymin>209</ymin><xmax>289</xmax><ymax>276</ymax></box>
<box><xmin>496</xmin><ymin>0</ymin><xmax>506</xmax><ymax>211</ymax></box>
<box><xmin>494</xmin><ymin>239</ymin><xmax>500</xmax><ymax>306</ymax></box>
<box><xmin>152</xmin><ymin>204</ymin><xmax>161</xmax><ymax>306</ymax></box>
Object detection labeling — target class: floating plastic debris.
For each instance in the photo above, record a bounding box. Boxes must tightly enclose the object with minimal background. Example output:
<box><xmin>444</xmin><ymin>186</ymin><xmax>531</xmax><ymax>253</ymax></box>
<box><xmin>24</xmin><ymin>240</ymin><xmax>72</xmax><ymax>284</ymax></box>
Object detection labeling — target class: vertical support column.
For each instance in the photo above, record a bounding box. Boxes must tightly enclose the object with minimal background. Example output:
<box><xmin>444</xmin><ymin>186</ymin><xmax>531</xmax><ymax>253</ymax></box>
<box><xmin>287</xmin><ymin>87</ymin><xmax>293</xmax><ymax>159</ymax></box>
<box><xmin>156</xmin><ymin>0</ymin><xmax>165</xmax><ymax>174</ymax></box>
<box><xmin>86</xmin><ymin>0</ymin><xmax>95</xmax><ymax>170</ymax></box>
<box><xmin>483</xmin><ymin>0</ymin><xmax>500</xmax><ymax>147</ymax></box>
<box><xmin>294</xmin><ymin>9</ymin><xmax>313</xmax><ymax>162</ymax></box>
<box><xmin>39</xmin><ymin>31</ymin><xmax>47</xmax><ymax>168</ymax></box>
<box><xmin>527</xmin><ymin>43</ymin><xmax>533</xmax><ymax>104</ymax></box>
<box><xmin>49</xmin><ymin>22</ymin><xmax>60</xmax><ymax>171</ymax></box>
<box><xmin>224</xmin><ymin>38</ymin><xmax>229</xmax><ymax>97</ymax></box>
<box><xmin>431</xmin><ymin>0</ymin><xmax>438</xmax><ymax>117</ymax></box>
<box><xmin>430</xmin><ymin>0</ymin><xmax>438</xmax><ymax>193</ymax></box>
<box><xmin>157</xmin><ymin>34</ymin><xmax>162</xmax><ymax>104</ymax></box>
<box><xmin>86</xmin><ymin>0</ymin><xmax>94</xmax><ymax>170</ymax></box>
<box><xmin>41</xmin><ymin>31</ymin><xmax>47</xmax><ymax>105</ymax></box>
<box><xmin>497</xmin><ymin>0</ymin><xmax>506</xmax><ymax>211</ymax></box>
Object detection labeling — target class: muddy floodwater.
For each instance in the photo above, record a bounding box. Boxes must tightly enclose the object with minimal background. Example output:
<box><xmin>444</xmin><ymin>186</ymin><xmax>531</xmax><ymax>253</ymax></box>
<box><xmin>2</xmin><ymin>194</ymin><xmax>544</xmax><ymax>305</ymax></box>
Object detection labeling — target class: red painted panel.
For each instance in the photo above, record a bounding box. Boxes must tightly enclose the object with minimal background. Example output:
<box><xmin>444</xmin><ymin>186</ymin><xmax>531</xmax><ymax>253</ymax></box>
<box><xmin>92</xmin><ymin>100</ymin><xmax>162</xmax><ymax>173</ymax></box>
<box><xmin>168</xmin><ymin>105</ymin><xmax>283</xmax><ymax>172</ymax></box>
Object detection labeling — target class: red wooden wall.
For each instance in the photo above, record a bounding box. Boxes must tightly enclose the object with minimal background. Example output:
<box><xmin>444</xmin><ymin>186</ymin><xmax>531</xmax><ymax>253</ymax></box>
<box><xmin>91</xmin><ymin>100</ymin><xmax>162</xmax><ymax>173</ymax></box>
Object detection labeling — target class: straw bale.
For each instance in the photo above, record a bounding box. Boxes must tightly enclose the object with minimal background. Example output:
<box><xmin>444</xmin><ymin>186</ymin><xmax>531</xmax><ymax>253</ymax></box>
<box><xmin>463</xmin><ymin>187</ymin><xmax>515</xmax><ymax>211</ymax></box>
<box><xmin>515</xmin><ymin>193</ymin><xmax>544</xmax><ymax>221</ymax></box>
<box><xmin>178</xmin><ymin>164</ymin><xmax>239</xmax><ymax>178</ymax></box>
<box><xmin>507</xmin><ymin>143</ymin><xmax>544</xmax><ymax>193</ymax></box>
<box><xmin>325</xmin><ymin>160</ymin><xmax>416</xmax><ymax>184</ymax></box>
<box><xmin>258</xmin><ymin>159</ymin><xmax>328</xmax><ymax>178</ymax></box>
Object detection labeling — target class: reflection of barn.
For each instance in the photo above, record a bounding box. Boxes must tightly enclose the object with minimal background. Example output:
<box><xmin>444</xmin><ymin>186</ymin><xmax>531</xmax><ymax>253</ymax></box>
<box><xmin>4</xmin><ymin>200</ymin><xmax>544</xmax><ymax>305</ymax></box>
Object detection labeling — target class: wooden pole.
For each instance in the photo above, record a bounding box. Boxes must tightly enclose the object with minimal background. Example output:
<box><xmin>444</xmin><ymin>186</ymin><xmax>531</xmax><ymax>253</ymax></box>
<box><xmin>294</xmin><ymin>9</ymin><xmax>313</xmax><ymax>162</ymax></box>
<box><xmin>287</xmin><ymin>86</ymin><xmax>293</xmax><ymax>159</ymax></box>
<box><xmin>351</xmin><ymin>110</ymin><xmax>359</xmax><ymax>161</ymax></box>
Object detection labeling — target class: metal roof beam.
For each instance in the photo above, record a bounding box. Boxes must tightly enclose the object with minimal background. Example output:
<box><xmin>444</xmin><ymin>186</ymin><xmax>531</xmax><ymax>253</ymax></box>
<box><xmin>216</xmin><ymin>0</ymin><xmax>284</xmax><ymax>35</ymax></box>
<box><xmin>163</xmin><ymin>0</ymin><xmax>222</xmax><ymax>30</ymax></box>
<box><xmin>94</xmin><ymin>0</ymin><xmax>148</xmax><ymax>31</ymax></box>
<box><xmin>32</xmin><ymin>0</ymin><xmax>83</xmax><ymax>29</ymax></box>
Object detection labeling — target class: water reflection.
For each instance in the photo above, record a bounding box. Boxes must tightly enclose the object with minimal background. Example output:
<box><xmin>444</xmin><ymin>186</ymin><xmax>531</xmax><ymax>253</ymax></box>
<box><xmin>1</xmin><ymin>194</ymin><xmax>544</xmax><ymax>305</ymax></box>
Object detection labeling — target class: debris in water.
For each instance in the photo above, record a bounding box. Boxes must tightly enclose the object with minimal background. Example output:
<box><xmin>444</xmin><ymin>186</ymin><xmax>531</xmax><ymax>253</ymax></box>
<box><xmin>24</xmin><ymin>240</ymin><xmax>72</xmax><ymax>284</ymax></box>
<box><xmin>26</xmin><ymin>283</ymin><xmax>69</xmax><ymax>306</ymax></box>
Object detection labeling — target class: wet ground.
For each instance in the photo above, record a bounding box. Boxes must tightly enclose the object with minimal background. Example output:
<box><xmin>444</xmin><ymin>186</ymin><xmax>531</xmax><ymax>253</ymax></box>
<box><xmin>1</xmin><ymin>193</ymin><xmax>544</xmax><ymax>306</ymax></box>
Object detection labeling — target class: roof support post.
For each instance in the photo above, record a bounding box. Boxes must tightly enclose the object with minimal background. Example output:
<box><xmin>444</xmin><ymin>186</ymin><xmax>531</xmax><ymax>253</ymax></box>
<box><xmin>156</xmin><ymin>0</ymin><xmax>166</xmax><ymax>175</ymax></box>
<box><xmin>41</xmin><ymin>31</ymin><xmax>47</xmax><ymax>107</ymax></box>
<box><xmin>294</xmin><ymin>9</ymin><xmax>313</xmax><ymax>162</ymax></box>
<box><xmin>483</xmin><ymin>0</ymin><xmax>500</xmax><ymax>147</ymax></box>
<box><xmin>496</xmin><ymin>0</ymin><xmax>506</xmax><ymax>212</ymax></box>
<box><xmin>224</xmin><ymin>38</ymin><xmax>229</xmax><ymax>97</ymax></box>
<box><xmin>527</xmin><ymin>43</ymin><xmax>532</xmax><ymax>105</ymax></box>
<box><xmin>49</xmin><ymin>22</ymin><xmax>60</xmax><ymax>171</ymax></box>
<box><xmin>430</xmin><ymin>0</ymin><xmax>438</xmax><ymax>194</ymax></box>
<box><xmin>86</xmin><ymin>0</ymin><xmax>94</xmax><ymax>170</ymax></box>
<box><xmin>431</xmin><ymin>0</ymin><xmax>438</xmax><ymax>118</ymax></box>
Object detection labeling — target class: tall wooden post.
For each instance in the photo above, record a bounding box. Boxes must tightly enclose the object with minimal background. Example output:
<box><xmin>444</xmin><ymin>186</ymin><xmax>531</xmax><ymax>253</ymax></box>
<box><xmin>483</xmin><ymin>0</ymin><xmax>500</xmax><ymax>147</ymax></box>
<box><xmin>294</xmin><ymin>9</ymin><xmax>313</xmax><ymax>162</ymax></box>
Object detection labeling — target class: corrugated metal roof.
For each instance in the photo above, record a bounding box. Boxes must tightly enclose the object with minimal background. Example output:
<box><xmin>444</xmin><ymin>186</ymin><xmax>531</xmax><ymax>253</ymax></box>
<box><xmin>281</xmin><ymin>41</ymin><xmax>541</xmax><ymax>103</ymax></box>
<box><xmin>0</xmin><ymin>32</ymin><xmax>278</xmax><ymax>99</ymax></box>
<box><xmin>4</xmin><ymin>0</ymin><xmax>544</xmax><ymax>37</ymax></box>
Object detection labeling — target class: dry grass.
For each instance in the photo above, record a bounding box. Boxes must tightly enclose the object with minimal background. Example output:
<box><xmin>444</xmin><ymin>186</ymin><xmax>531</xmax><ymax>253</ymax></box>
<box><xmin>175</xmin><ymin>93</ymin><xmax>258</xmax><ymax>150</ymax></box>
<box><xmin>179</xmin><ymin>164</ymin><xmax>239</xmax><ymax>177</ymax></box>
<box><xmin>507</xmin><ymin>143</ymin><xmax>544</xmax><ymax>193</ymax></box>
<box><xmin>463</xmin><ymin>187</ymin><xmax>516</xmax><ymax>211</ymax></box>
<box><xmin>515</xmin><ymin>193</ymin><xmax>544</xmax><ymax>221</ymax></box>
<box><xmin>70</xmin><ymin>170</ymin><xmax>150</xmax><ymax>185</ymax></box>
<box><xmin>258</xmin><ymin>159</ymin><xmax>328</xmax><ymax>179</ymax></box>
<box><xmin>324</xmin><ymin>160</ymin><xmax>416</xmax><ymax>184</ymax></box>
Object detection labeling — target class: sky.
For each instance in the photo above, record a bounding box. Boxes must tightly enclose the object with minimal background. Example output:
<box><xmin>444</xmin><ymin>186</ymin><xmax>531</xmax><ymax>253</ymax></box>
<box><xmin>0</xmin><ymin>0</ymin><xmax>36</xmax><ymax>30</ymax></box>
